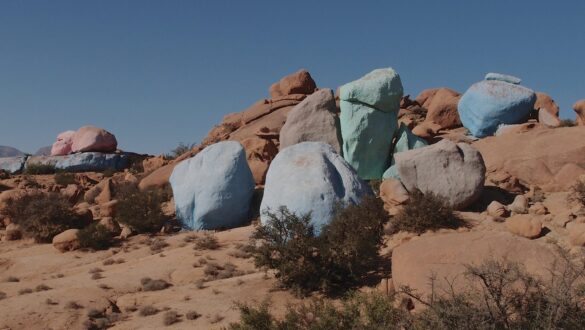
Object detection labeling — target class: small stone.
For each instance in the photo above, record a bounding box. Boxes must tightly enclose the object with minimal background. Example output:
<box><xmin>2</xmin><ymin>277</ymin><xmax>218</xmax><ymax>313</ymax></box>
<box><xmin>508</xmin><ymin>195</ymin><xmax>528</xmax><ymax>214</ymax></box>
<box><xmin>506</xmin><ymin>214</ymin><xmax>542</xmax><ymax>239</ymax></box>
<box><xmin>52</xmin><ymin>229</ymin><xmax>81</xmax><ymax>252</ymax></box>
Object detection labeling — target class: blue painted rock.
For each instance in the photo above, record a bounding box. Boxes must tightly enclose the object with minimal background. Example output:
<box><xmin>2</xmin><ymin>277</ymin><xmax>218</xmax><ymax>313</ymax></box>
<box><xmin>484</xmin><ymin>72</ymin><xmax>522</xmax><ymax>85</ymax></box>
<box><xmin>458</xmin><ymin>80</ymin><xmax>536</xmax><ymax>137</ymax></box>
<box><xmin>383</xmin><ymin>123</ymin><xmax>428</xmax><ymax>179</ymax></box>
<box><xmin>170</xmin><ymin>141</ymin><xmax>254</xmax><ymax>230</ymax></box>
<box><xmin>260</xmin><ymin>142</ymin><xmax>371</xmax><ymax>235</ymax></box>
<box><xmin>339</xmin><ymin>68</ymin><xmax>403</xmax><ymax>179</ymax></box>
<box><xmin>0</xmin><ymin>156</ymin><xmax>27</xmax><ymax>174</ymax></box>
<box><xmin>25</xmin><ymin>153</ymin><xmax>129</xmax><ymax>172</ymax></box>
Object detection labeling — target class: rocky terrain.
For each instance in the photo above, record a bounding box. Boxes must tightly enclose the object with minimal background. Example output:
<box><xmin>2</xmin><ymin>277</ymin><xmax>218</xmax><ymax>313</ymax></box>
<box><xmin>2</xmin><ymin>68</ymin><xmax>585</xmax><ymax>329</ymax></box>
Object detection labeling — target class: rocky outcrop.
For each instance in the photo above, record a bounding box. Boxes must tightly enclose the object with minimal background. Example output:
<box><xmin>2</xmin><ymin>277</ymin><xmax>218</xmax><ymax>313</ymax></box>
<box><xmin>534</xmin><ymin>92</ymin><xmax>560</xmax><ymax>117</ymax></box>
<box><xmin>269</xmin><ymin>69</ymin><xmax>316</xmax><ymax>99</ymax></box>
<box><xmin>170</xmin><ymin>141</ymin><xmax>254</xmax><ymax>230</ymax></box>
<box><xmin>71</xmin><ymin>126</ymin><xmax>117</xmax><ymax>153</ymax></box>
<box><xmin>52</xmin><ymin>229</ymin><xmax>81</xmax><ymax>252</ymax></box>
<box><xmin>241</xmin><ymin>137</ymin><xmax>278</xmax><ymax>185</ymax></box>
<box><xmin>260</xmin><ymin>142</ymin><xmax>371</xmax><ymax>235</ymax></box>
<box><xmin>340</xmin><ymin>68</ymin><xmax>403</xmax><ymax>179</ymax></box>
<box><xmin>0</xmin><ymin>146</ymin><xmax>25</xmax><ymax>157</ymax></box>
<box><xmin>416</xmin><ymin>88</ymin><xmax>462</xmax><ymax>130</ymax></box>
<box><xmin>383</xmin><ymin>123</ymin><xmax>427</xmax><ymax>179</ymax></box>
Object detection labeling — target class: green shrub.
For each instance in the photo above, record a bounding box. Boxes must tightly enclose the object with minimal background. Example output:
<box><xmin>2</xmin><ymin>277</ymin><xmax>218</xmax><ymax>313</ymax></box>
<box><xmin>115</xmin><ymin>184</ymin><xmax>170</xmax><ymax>233</ymax></box>
<box><xmin>252</xmin><ymin>196</ymin><xmax>387</xmax><ymax>295</ymax></box>
<box><xmin>77</xmin><ymin>223</ymin><xmax>113</xmax><ymax>250</ymax></box>
<box><xmin>568</xmin><ymin>180</ymin><xmax>585</xmax><ymax>208</ymax></box>
<box><xmin>164</xmin><ymin>142</ymin><xmax>196</xmax><ymax>160</ymax></box>
<box><xmin>388</xmin><ymin>190</ymin><xmax>464</xmax><ymax>234</ymax></box>
<box><xmin>24</xmin><ymin>163</ymin><xmax>57</xmax><ymax>175</ymax></box>
<box><xmin>2</xmin><ymin>193</ymin><xmax>89</xmax><ymax>242</ymax></box>
<box><xmin>54</xmin><ymin>172</ymin><xmax>76</xmax><ymax>186</ymax></box>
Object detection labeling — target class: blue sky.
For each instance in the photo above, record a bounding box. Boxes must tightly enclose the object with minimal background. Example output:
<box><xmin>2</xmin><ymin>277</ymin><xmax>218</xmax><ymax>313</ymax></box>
<box><xmin>1</xmin><ymin>1</ymin><xmax>584</xmax><ymax>155</ymax></box>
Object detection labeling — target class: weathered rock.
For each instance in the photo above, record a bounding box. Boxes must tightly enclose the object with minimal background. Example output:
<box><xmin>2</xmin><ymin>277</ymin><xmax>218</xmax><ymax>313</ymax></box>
<box><xmin>458</xmin><ymin>79</ymin><xmax>536</xmax><ymax>137</ymax></box>
<box><xmin>506</xmin><ymin>214</ymin><xmax>543</xmax><ymax>238</ymax></box>
<box><xmin>260</xmin><ymin>142</ymin><xmax>371</xmax><ymax>235</ymax></box>
<box><xmin>26</xmin><ymin>153</ymin><xmax>129</xmax><ymax>172</ymax></box>
<box><xmin>142</xmin><ymin>156</ymin><xmax>168</xmax><ymax>173</ymax></box>
<box><xmin>529</xmin><ymin>202</ymin><xmax>548</xmax><ymax>215</ymax></box>
<box><xmin>508</xmin><ymin>195</ymin><xmax>528</xmax><ymax>214</ymax></box>
<box><xmin>279</xmin><ymin>89</ymin><xmax>342</xmax><ymax>153</ymax></box>
<box><xmin>94</xmin><ymin>178</ymin><xmax>113</xmax><ymax>205</ymax></box>
<box><xmin>71</xmin><ymin>126</ymin><xmax>117</xmax><ymax>153</ymax></box>
<box><xmin>534</xmin><ymin>92</ymin><xmax>560</xmax><ymax>117</ymax></box>
<box><xmin>383</xmin><ymin>123</ymin><xmax>427</xmax><ymax>179</ymax></box>
<box><xmin>392</xmin><ymin>231</ymin><xmax>559</xmax><ymax>304</ymax></box>
<box><xmin>0</xmin><ymin>156</ymin><xmax>26</xmax><ymax>174</ymax></box>
<box><xmin>269</xmin><ymin>69</ymin><xmax>316</xmax><ymax>99</ymax></box>
<box><xmin>538</xmin><ymin>106</ymin><xmax>561</xmax><ymax>127</ymax></box>
<box><xmin>99</xmin><ymin>217</ymin><xmax>121</xmax><ymax>235</ymax></box>
<box><xmin>50</xmin><ymin>130</ymin><xmax>75</xmax><ymax>156</ymax></box>
<box><xmin>139</xmin><ymin>163</ymin><xmax>176</xmax><ymax>190</ymax></box>
<box><xmin>4</xmin><ymin>223</ymin><xmax>22</xmax><ymax>241</ymax></box>
<box><xmin>573</xmin><ymin>99</ymin><xmax>585</xmax><ymax>125</ymax></box>
<box><xmin>395</xmin><ymin>140</ymin><xmax>485</xmax><ymax>209</ymax></box>
<box><xmin>241</xmin><ymin>137</ymin><xmax>278</xmax><ymax>185</ymax></box>
<box><xmin>170</xmin><ymin>141</ymin><xmax>254</xmax><ymax>230</ymax></box>
<box><xmin>568</xmin><ymin>223</ymin><xmax>585</xmax><ymax>246</ymax></box>
<box><xmin>484</xmin><ymin>72</ymin><xmax>522</xmax><ymax>84</ymax></box>
<box><xmin>61</xmin><ymin>184</ymin><xmax>83</xmax><ymax>203</ymax></box>
<box><xmin>379</xmin><ymin>179</ymin><xmax>409</xmax><ymax>215</ymax></box>
<box><xmin>487</xmin><ymin>201</ymin><xmax>508</xmax><ymax>218</ymax></box>
<box><xmin>418</xmin><ymin>88</ymin><xmax>462</xmax><ymax>129</ymax></box>
<box><xmin>340</xmin><ymin>68</ymin><xmax>403</xmax><ymax>179</ymax></box>
<box><xmin>411</xmin><ymin>121</ymin><xmax>441</xmax><ymax>140</ymax></box>
<box><xmin>52</xmin><ymin>229</ymin><xmax>81</xmax><ymax>252</ymax></box>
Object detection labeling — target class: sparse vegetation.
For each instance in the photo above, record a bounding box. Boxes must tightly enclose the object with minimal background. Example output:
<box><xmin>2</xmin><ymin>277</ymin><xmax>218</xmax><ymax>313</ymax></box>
<box><xmin>251</xmin><ymin>196</ymin><xmax>387</xmax><ymax>295</ymax></box>
<box><xmin>2</xmin><ymin>193</ymin><xmax>89</xmax><ymax>242</ymax></box>
<box><xmin>139</xmin><ymin>305</ymin><xmax>159</xmax><ymax>317</ymax></box>
<box><xmin>203</xmin><ymin>262</ymin><xmax>244</xmax><ymax>281</ymax></box>
<box><xmin>5</xmin><ymin>276</ymin><xmax>19</xmax><ymax>282</ymax></box>
<box><xmin>388</xmin><ymin>190</ymin><xmax>464</xmax><ymax>234</ymax></box>
<box><xmin>149</xmin><ymin>238</ymin><xmax>169</xmax><ymax>252</ymax></box>
<box><xmin>24</xmin><ymin>163</ymin><xmax>56</xmax><ymax>175</ymax></box>
<box><xmin>18</xmin><ymin>288</ymin><xmax>33</xmax><ymax>295</ymax></box>
<box><xmin>193</xmin><ymin>233</ymin><xmax>220</xmax><ymax>250</ymax></box>
<box><xmin>35</xmin><ymin>284</ymin><xmax>51</xmax><ymax>292</ymax></box>
<box><xmin>102</xmin><ymin>168</ymin><xmax>116</xmax><ymax>178</ymax></box>
<box><xmin>78</xmin><ymin>223</ymin><xmax>113</xmax><ymax>250</ymax></box>
<box><xmin>559</xmin><ymin>119</ymin><xmax>576</xmax><ymax>127</ymax></box>
<box><xmin>163</xmin><ymin>310</ymin><xmax>180</xmax><ymax>326</ymax></box>
<box><xmin>66</xmin><ymin>301</ymin><xmax>83</xmax><ymax>309</ymax></box>
<box><xmin>0</xmin><ymin>291</ymin><xmax>6</xmax><ymax>300</ymax></box>
<box><xmin>568</xmin><ymin>180</ymin><xmax>585</xmax><ymax>208</ymax></box>
<box><xmin>141</xmin><ymin>277</ymin><xmax>171</xmax><ymax>291</ymax></box>
<box><xmin>164</xmin><ymin>142</ymin><xmax>196</xmax><ymax>160</ymax></box>
<box><xmin>186</xmin><ymin>310</ymin><xmax>201</xmax><ymax>320</ymax></box>
<box><xmin>115</xmin><ymin>184</ymin><xmax>170</xmax><ymax>233</ymax></box>
<box><xmin>54</xmin><ymin>172</ymin><xmax>76</xmax><ymax>186</ymax></box>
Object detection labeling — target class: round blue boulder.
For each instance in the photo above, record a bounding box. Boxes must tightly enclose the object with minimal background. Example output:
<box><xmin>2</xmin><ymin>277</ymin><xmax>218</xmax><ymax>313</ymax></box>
<box><xmin>458</xmin><ymin>80</ymin><xmax>536</xmax><ymax>138</ymax></box>
<box><xmin>260</xmin><ymin>142</ymin><xmax>372</xmax><ymax>235</ymax></box>
<box><xmin>170</xmin><ymin>141</ymin><xmax>255</xmax><ymax>230</ymax></box>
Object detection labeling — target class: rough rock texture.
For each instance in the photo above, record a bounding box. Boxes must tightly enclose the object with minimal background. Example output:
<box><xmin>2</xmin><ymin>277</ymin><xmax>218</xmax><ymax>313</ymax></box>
<box><xmin>574</xmin><ymin>99</ymin><xmax>585</xmax><ymax>125</ymax></box>
<box><xmin>383</xmin><ymin>123</ymin><xmax>427</xmax><ymax>179</ymax></box>
<box><xmin>538</xmin><ymin>106</ymin><xmax>561</xmax><ymax>127</ymax></box>
<box><xmin>458</xmin><ymin>80</ymin><xmax>536</xmax><ymax>137</ymax></box>
<box><xmin>279</xmin><ymin>89</ymin><xmax>342</xmax><ymax>153</ymax></box>
<box><xmin>52</xmin><ymin>229</ymin><xmax>81</xmax><ymax>252</ymax></box>
<box><xmin>340</xmin><ymin>68</ymin><xmax>403</xmax><ymax>179</ymax></box>
<box><xmin>260</xmin><ymin>142</ymin><xmax>371</xmax><ymax>235</ymax></box>
<box><xmin>508</xmin><ymin>195</ymin><xmax>528</xmax><ymax>214</ymax></box>
<box><xmin>26</xmin><ymin>153</ymin><xmax>129</xmax><ymax>172</ymax></box>
<box><xmin>170</xmin><ymin>141</ymin><xmax>254</xmax><ymax>230</ymax></box>
<box><xmin>484</xmin><ymin>72</ymin><xmax>522</xmax><ymax>84</ymax></box>
<box><xmin>0</xmin><ymin>156</ymin><xmax>27</xmax><ymax>174</ymax></box>
<box><xmin>487</xmin><ymin>201</ymin><xmax>508</xmax><ymax>218</ymax></box>
<box><xmin>241</xmin><ymin>137</ymin><xmax>278</xmax><ymax>185</ymax></box>
<box><xmin>417</xmin><ymin>88</ymin><xmax>462</xmax><ymax>129</ymax></box>
<box><xmin>71</xmin><ymin>126</ymin><xmax>118</xmax><ymax>153</ymax></box>
<box><xmin>142</xmin><ymin>156</ymin><xmax>168</xmax><ymax>173</ymax></box>
<box><xmin>474</xmin><ymin>126</ymin><xmax>585</xmax><ymax>191</ymax></box>
<box><xmin>534</xmin><ymin>92</ymin><xmax>560</xmax><ymax>117</ymax></box>
<box><xmin>379</xmin><ymin>179</ymin><xmax>409</xmax><ymax>214</ymax></box>
<box><xmin>139</xmin><ymin>163</ymin><xmax>176</xmax><ymax>190</ymax></box>
<box><xmin>269</xmin><ymin>69</ymin><xmax>316</xmax><ymax>99</ymax></box>
<box><xmin>395</xmin><ymin>139</ymin><xmax>485</xmax><ymax>209</ymax></box>
<box><xmin>506</xmin><ymin>214</ymin><xmax>543</xmax><ymax>238</ymax></box>
<box><xmin>568</xmin><ymin>223</ymin><xmax>585</xmax><ymax>246</ymax></box>
<box><xmin>51</xmin><ymin>130</ymin><xmax>75</xmax><ymax>156</ymax></box>
<box><xmin>392</xmin><ymin>231</ymin><xmax>559</xmax><ymax>303</ymax></box>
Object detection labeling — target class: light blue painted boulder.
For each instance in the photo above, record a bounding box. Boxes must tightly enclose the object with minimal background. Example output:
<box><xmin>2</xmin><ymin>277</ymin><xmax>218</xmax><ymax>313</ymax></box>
<box><xmin>339</xmin><ymin>68</ymin><xmax>403</xmax><ymax>180</ymax></box>
<box><xmin>484</xmin><ymin>72</ymin><xmax>522</xmax><ymax>85</ymax></box>
<box><xmin>25</xmin><ymin>153</ymin><xmax>129</xmax><ymax>172</ymax></box>
<box><xmin>260</xmin><ymin>142</ymin><xmax>372</xmax><ymax>235</ymax></box>
<box><xmin>383</xmin><ymin>123</ymin><xmax>428</xmax><ymax>179</ymax></box>
<box><xmin>458</xmin><ymin>80</ymin><xmax>536</xmax><ymax>138</ymax></box>
<box><xmin>170</xmin><ymin>141</ymin><xmax>254</xmax><ymax>230</ymax></box>
<box><xmin>0</xmin><ymin>156</ymin><xmax>27</xmax><ymax>174</ymax></box>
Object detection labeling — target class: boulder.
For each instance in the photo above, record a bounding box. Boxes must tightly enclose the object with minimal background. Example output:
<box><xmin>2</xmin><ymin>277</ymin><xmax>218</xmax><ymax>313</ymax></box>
<box><xmin>139</xmin><ymin>163</ymin><xmax>176</xmax><ymax>190</ymax></box>
<box><xmin>538</xmin><ymin>107</ymin><xmax>561</xmax><ymax>127</ymax></box>
<box><xmin>487</xmin><ymin>200</ymin><xmax>508</xmax><ymax>218</ymax></box>
<box><xmin>383</xmin><ymin>123</ymin><xmax>428</xmax><ymax>179</ymax></box>
<box><xmin>534</xmin><ymin>92</ymin><xmax>560</xmax><ymax>117</ymax></box>
<box><xmin>395</xmin><ymin>139</ymin><xmax>485</xmax><ymax>210</ymax></box>
<box><xmin>340</xmin><ymin>68</ymin><xmax>403</xmax><ymax>179</ymax></box>
<box><xmin>573</xmin><ymin>99</ymin><xmax>585</xmax><ymax>125</ymax></box>
<box><xmin>392</xmin><ymin>231</ymin><xmax>559</xmax><ymax>303</ymax></box>
<box><xmin>269</xmin><ymin>69</ymin><xmax>317</xmax><ymax>99</ymax></box>
<box><xmin>170</xmin><ymin>141</ymin><xmax>254</xmax><ymax>230</ymax></box>
<box><xmin>458</xmin><ymin>79</ymin><xmax>536</xmax><ymax>137</ymax></box>
<box><xmin>484</xmin><ymin>72</ymin><xmax>522</xmax><ymax>84</ymax></box>
<box><xmin>0</xmin><ymin>156</ymin><xmax>26</xmax><ymax>174</ymax></box>
<box><xmin>61</xmin><ymin>184</ymin><xmax>83</xmax><ymax>203</ymax></box>
<box><xmin>508</xmin><ymin>195</ymin><xmax>528</xmax><ymax>214</ymax></box>
<box><xmin>142</xmin><ymin>156</ymin><xmax>168</xmax><ymax>173</ymax></box>
<box><xmin>260</xmin><ymin>142</ymin><xmax>371</xmax><ymax>235</ymax></box>
<box><xmin>71</xmin><ymin>126</ymin><xmax>117</xmax><ymax>153</ymax></box>
<box><xmin>418</xmin><ymin>88</ymin><xmax>462</xmax><ymax>129</ymax></box>
<box><xmin>279</xmin><ymin>89</ymin><xmax>342</xmax><ymax>153</ymax></box>
<box><xmin>94</xmin><ymin>178</ymin><xmax>113</xmax><ymax>205</ymax></box>
<box><xmin>379</xmin><ymin>179</ymin><xmax>409</xmax><ymax>215</ymax></box>
<box><xmin>568</xmin><ymin>223</ymin><xmax>585</xmax><ymax>246</ymax></box>
<box><xmin>52</xmin><ymin>229</ymin><xmax>81</xmax><ymax>252</ymax></box>
<box><xmin>241</xmin><ymin>137</ymin><xmax>278</xmax><ymax>185</ymax></box>
<box><xmin>506</xmin><ymin>214</ymin><xmax>543</xmax><ymax>239</ymax></box>
<box><xmin>50</xmin><ymin>130</ymin><xmax>75</xmax><ymax>156</ymax></box>
<box><xmin>26</xmin><ymin>153</ymin><xmax>129</xmax><ymax>172</ymax></box>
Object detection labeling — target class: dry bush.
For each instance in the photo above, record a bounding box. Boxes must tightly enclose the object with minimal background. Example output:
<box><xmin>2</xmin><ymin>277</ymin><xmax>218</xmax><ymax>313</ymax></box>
<box><xmin>18</xmin><ymin>288</ymin><xmax>33</xmax><ymax>295</ymax></box>
<box><xmin>66</xmin><ymin>301</ymin><xmax>83</xmax><ymax>309</ymax></box>
<box><xmin>203</xmin><ymin>262</ymin><xmax>244</xmax><ymax>281</ymax></box>
<box><xmin>115</xmin><ymin>183</ymin><xmax>170</xmax><ymax>233</ymax></box>
<box><xmin>24</xmin><ymin>163</ymin><xmax>56</xmax><ymax>175</ymax></box>
<box><xmin>149</xmin><ymin>238</ymin><xmax>169</xmax><ymax>252</ymax></box>
<box><xmin>35</xmin><ymin>284</ymin><xmax>51</xmax><ymax>292</ymax></box>
<box><xmin>0</xmin><ymin>291</ymin><xmax>6</xmax><ymax>300</ymax></box>
<box><xmin>388</xmin><ymin>190</ymin><xmax>465</xmax><ymax>234</ymax></box>
<box><xmin>141</xmin><ymin>277</ymin><xmax>171</xmax><ymax>291</ymax></box>
<box><xmin>193</xmin><ymin>233</ymin><xmax>220</xmax><ymax>250</ymax></box>
<box><xmin>558</xmin><ymin>119</ymin><xmax>576</xmax><ymax>127</ymax></box>
<box><xmin>54</xmin><ymin>172</ymin><xmax>76</xmax><ymax>186</ymax></box>
<box><xmin>163</xmin><ymin>310</ymin><xmax>180</xmax><ymax>326</ymax></box>
<box><xmin>186</xmin><ymin>310</ymin><xmax>201</xmax><ymax>320</ymax></box>
<box><xmin>4</xmin><ymin>276</ymin><xmax>19</xmax><ymax>282</ymax></box>
<box><xmin>2</xmin><ymin>193</ymin><xmax>89</xmax><ymax>242</ymax></box>
<box><xmin>568</xmin><ymin>180</ymin><xmax>585</xmax><ymax>208</ymax></box>
<box><xmin>139</xmin><ymin>305</ymin><xmax>159</xmax><ymax>317</ymax></box>
<box><xmin>78</xmin><ymin>223</ymin><xmax>113</xmax><ymax>250</ymax></box>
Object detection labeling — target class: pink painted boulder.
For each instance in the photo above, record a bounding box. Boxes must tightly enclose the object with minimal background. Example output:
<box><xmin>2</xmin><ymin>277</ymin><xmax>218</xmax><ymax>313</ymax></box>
<box><xmin>71</xmin><ymin>126</ymin><xmax>118</xmax><ymax>153</ymax></box>
<box><xmin>50</xmin><ymin>130</ymin><xmax>76</xmax><ymax>156</ymax></box>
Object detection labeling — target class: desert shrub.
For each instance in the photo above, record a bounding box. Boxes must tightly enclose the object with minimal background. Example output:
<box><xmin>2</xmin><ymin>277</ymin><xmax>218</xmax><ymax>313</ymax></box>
<box><xmin>2</xmin><ymin>193</ymin><xmax>89</xmax><ymax>242</ymax></box>
<box><xmin>193</xmin><ymin>233</ymin><xmax>220</xmax><ymax>250</ymax></box>
<box><xmin>4</xmin><ymin>276</ymin><xmax>19</xmax><ymax>282</ymax></box>
<box><xmin>35</xmin><ymin>284</ymin><xmax>51</xmax><ymax>291</ymax></box>
<box><xmin>568</xmin><ymin>180</ymin><xmax>585</xmax><ymax>208</ymax></box>
<box><xmin>186</xmin><ymin>310</ymin><xmax>201</xmax><ymax>320</ymax></box>
<box><xmin>164</xmin><ymin>142</ymin><xmax>196</xmax><ymax>160</ymax></box>
<box><xmin>388</xmin><ymin>190</ymin><xmax>464</xmax><ymax>234</ymax></box>
<box><xmin>102</xmin><ymin>168</ymin><xmax>116</xmax><ymax>178</ymax></box>
<box><xmin>66</xmin><ymin>301</ymin><xmax>83</xmax><ymax>309</ymax></box>
<box><xmin>18</xmin><ymin>288</ymin><xmax>33</xmax><ymax>295</ymax></box>
<box><xmin>24</xmin><ymin>163</ymin><xmax>56</xmax><ymax>175</ymax></box>
<box><xmin>559</xmin><ymin>119</ymin><xmax>576</xmax><ymax>127</ymax></box>
<box><xmin>141</xmin><ymin>277</ymin><xmax>171</xmax><ymax>291</ymax></box>
<box><xmin>252</xmin><ymin>196</ymin><xmax>387</xmax><ymax>295</ymax></box>
<box><xmin>368</xmin><ymin>179</ymin><xmax>382</xmax><ymax>196</ymax></box>
<box><xmin>148</xmin><ymin>238</ymin><xmax>169</xmax><ymax>252</ymax></box>
<box><xmin>203</xmin><ymin>262</ymin><xmax>244</xmax><ymax>281</ymax></box>
<box><xmin>78</xmin><ymin>223</ymin><xmax>113</xmax><ymax>250</ymax></box>
<box><xmin>139</xmin><ymin>305</ymin><xmax>159</xmax><ymax>316</ymax></box>
<box><xmin>115</xmin><ymin>184</ymin><xmax>170</xmax><ymax>233</ymax></box>
<box><xmin>163</xmin><ymin>310</ymin><xmax>180</xmax><ymax>326</ymax></box>
<box><xmin>54</xmin><ymin>172</ymin><xmax>76</xmax><ymax>186</ymax></box>
<box><xmin>0</xmin><ymin>291</ymin><xmax>6</xmax><ymax>300</ymax></box>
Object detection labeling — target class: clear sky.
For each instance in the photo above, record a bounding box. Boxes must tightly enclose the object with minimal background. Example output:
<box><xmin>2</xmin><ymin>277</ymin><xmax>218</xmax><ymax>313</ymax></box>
<box><xmin>1</xmin><ymin>1</ymin><xmax>584</xmax><ymax>155</ymax></box>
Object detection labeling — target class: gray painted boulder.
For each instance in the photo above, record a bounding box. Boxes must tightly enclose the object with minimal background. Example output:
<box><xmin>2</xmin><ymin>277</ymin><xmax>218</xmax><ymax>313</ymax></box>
<box><xmin>170</xmin><ymin>141</ymin><xmax>255</xmax><ymax>230</ymax></box>
<box><xmin>279</xmin><ymin>88</ymin><xmax>342</xmax><ymax>153</ymax></box>
<box><xmin>383</xmin><ymin>123</ymin><xmax>428</xmax><ymax>179</ymax></box>
<box><xmin>0</xmin><ymin>156</ymin><xmax>27</xmax><ymax>174</ymax></box>
<box><xmin>260</xmin><ymin>142</ymin><xmax>371</xmax><ymax>235</ymax></box>
<box><xmin>395</xmin><ymin>139</ymin><xmax>485</xmax><ymax>210</ymax></box>
<box><xmin>26</xmin><ymin>153</ymin><xmax>129</xmax><ymax>172</ymax></box>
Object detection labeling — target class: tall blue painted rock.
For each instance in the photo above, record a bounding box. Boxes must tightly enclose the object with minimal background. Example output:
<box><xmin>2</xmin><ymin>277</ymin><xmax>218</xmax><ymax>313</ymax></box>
<box><xmin>383</xmin><ymin>123</ymin><xmax>428</xmax><ymax>179</ymax></box>
<box><xmin>260</xmin><ymin>142</ymin><xmax>371</xmax><ymax>235</ymax></box>
<box><xmin>170</xmin><ymin>141</ymin><xmax>254</xmax><ymax>230</ymax></box>
<box><xmin>339</xmin><ymin>68</ymin><xmax>403</xmax><ymax>179</ymax></box>
<box><xmin>458</xmin><ymin>77</ymin><xmax>536</xmax><ymax>138</ymax></box>
<box><xmin>25</xmin><ymin>153</ymin><xmax>129</xmax><ymax>172</ymax></box>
